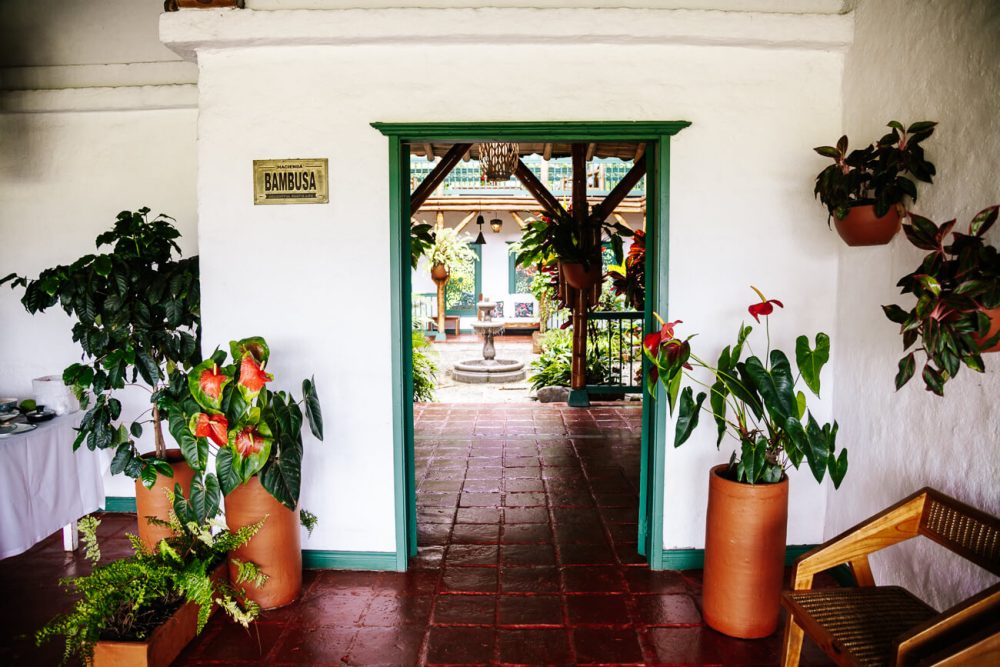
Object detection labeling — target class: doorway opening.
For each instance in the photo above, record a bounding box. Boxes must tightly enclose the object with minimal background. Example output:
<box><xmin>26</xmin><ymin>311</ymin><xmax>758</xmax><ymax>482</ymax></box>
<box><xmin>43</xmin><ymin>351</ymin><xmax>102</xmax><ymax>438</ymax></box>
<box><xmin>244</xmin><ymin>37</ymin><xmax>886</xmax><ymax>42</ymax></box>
<box><xmin>375</xmin><ymin>123</ymin><xmax>689</xmax><ymax>573</ymax></box>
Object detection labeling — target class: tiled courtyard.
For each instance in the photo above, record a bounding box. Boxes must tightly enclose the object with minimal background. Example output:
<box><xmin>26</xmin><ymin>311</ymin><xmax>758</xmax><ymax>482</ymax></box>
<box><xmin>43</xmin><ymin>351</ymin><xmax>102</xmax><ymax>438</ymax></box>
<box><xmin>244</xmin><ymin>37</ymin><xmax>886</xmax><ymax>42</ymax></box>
<box><xmin>0</xmin><ymin>403</ymin><xmax>834</xmax><ymax>665</ymax></box>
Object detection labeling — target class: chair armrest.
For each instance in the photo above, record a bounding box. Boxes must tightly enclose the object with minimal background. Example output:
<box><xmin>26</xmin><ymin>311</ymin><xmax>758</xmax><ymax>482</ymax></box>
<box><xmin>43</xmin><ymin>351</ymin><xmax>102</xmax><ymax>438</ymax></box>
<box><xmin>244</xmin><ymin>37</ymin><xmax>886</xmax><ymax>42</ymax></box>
<box><xmin>791</xmin><ymin>489</ymin><xmax>930</xmax><ymax>590</ymax></box>
<box><xmin>894</xmin><ymin>582</ymin><xmax>1000</xmax><ymax>667</ymax></box>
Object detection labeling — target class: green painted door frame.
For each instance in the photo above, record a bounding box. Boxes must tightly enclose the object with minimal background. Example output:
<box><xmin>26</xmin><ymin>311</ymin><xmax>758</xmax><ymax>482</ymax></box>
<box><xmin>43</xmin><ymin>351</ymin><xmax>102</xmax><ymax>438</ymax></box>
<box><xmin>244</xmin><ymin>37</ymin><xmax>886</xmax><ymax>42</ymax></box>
<box><xmin>374</xmin><ymin>121</ymin><xmax>690</xmax><ymax>571</ymax></box>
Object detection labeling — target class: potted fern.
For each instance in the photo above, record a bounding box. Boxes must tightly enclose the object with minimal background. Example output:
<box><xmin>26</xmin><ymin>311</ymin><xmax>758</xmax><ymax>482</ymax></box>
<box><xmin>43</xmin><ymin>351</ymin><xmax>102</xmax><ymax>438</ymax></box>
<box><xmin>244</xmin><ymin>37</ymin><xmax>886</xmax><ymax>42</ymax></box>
<box><xmin>36</xmin><ymin>501</ymin><xmax>263</xmax><ymax>667</ymax></box>
<box><xmin>644</xmin><ymin>287</ymin><xmax>847</xmax><ymax>639</ymax></box>
<box><xmin>428</xmin><ymin>227</ymin><xmax>476</xmax><ymax>283</ymax></box>
<box><xmin>1</xmin><ymin>208</ymin><xmax>201</xmax><ymax>549</ymax></box>
<box><xmin>883</xmin><ymin>205</ymin><xmax>1000</xmax><ymax>395</ymax></box>
<box><xmin>169</xmin><ymin>336</ymin><xmax>323</xmax><ymax>609</ymax></box>
<box><xmin>813</xmin><ymin>120</ymin><xmax>937</xmax><ymax>246</ymax></box>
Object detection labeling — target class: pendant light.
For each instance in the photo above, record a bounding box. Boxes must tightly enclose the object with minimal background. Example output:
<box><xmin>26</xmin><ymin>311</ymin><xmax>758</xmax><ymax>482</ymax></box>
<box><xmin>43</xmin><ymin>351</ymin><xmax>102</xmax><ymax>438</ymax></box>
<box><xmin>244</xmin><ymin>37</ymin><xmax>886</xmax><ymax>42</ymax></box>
<box><xmin>473</xmin><ymin>214</ymin><xmax>487</xmax><ymax>245</ymax></box>
<box><xmin>479</xmin><ymin>142</ymin><xmax>519</xmax><ymax>182</ymax></box>
<box><xmin>489</xmin><ymin>212</ymin><xmax>503</xmax><ymax>234</ymax></box>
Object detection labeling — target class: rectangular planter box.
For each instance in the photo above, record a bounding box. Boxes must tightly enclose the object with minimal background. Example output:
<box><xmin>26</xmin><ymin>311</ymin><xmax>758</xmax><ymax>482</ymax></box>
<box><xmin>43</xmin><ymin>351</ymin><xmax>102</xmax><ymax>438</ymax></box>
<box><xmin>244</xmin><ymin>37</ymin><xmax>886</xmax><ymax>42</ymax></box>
<box><xmin>90</xmin><ymin>565</ymin><xmax>226</xmax><ymax>667</ymax></box>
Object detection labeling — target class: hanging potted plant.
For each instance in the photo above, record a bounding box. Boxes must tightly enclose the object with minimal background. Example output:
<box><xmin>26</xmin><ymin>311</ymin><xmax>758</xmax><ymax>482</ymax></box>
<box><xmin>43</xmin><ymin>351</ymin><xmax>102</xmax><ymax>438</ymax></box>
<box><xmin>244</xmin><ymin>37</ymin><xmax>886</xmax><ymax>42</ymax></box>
<box><xmin>644</xmin><ymin>287</ymin><xmax>847</xmax><ymax>639</ymax></box>
<box><xmin>813</xmin><ymin>120</ymin><xmax>937</xmax><ymax>246</ymax></box>
<box><xmin>515</xmin><ymin>211</ymin><xmax>632</xmax><ymax>290</ymax></box>
<box><xmin>36</xmin><ymin>495</ymin><xmax>263</xmax><ymax>667</ymax></box>
<box><xmin>883</xmin><ymin>205</ymin><xmax>1000</xmax><ymax>395</ymax></box>
<box><xmin>428</xmin><ymin>227</ymin><xmax>476</xmax><ymax>284</ymax></box>
<box><xmin>170</xmin><ymin>336</ymin><xmax>323</xmax><ymax>609</ymax></box>
<box><xmin>1</xmin><ymin>208</ymin><xmax>201</xmax><ymax>550</ymax></box>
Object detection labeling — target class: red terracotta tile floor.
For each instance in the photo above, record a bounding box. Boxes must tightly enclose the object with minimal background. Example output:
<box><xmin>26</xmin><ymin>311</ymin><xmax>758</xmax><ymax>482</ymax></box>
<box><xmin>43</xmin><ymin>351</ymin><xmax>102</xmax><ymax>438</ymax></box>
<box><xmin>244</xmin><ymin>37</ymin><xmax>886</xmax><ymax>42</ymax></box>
<box><xmin>0</xmin><ymin>403</ymin><xmax>836</xmax><ymax>666</ymax></box>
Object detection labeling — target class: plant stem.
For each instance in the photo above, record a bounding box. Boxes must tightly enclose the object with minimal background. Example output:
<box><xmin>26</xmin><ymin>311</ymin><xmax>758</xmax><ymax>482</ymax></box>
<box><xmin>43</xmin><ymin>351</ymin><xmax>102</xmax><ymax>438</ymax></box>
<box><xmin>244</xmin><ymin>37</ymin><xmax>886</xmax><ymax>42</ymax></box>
<box><xmin>151</xmin><ymin>403</ymin><xmax>167</xmax><ymax>460</ymax></box>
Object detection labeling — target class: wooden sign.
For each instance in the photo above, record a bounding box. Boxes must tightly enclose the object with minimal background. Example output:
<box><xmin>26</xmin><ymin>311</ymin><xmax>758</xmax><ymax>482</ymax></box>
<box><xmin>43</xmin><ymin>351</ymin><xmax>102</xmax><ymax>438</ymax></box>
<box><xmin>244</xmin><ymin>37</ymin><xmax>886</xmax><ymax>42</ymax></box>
<box><xmin>253</xmin><ymin>158</ymin><xmax>329</xmax><ymax>205</ymax></box>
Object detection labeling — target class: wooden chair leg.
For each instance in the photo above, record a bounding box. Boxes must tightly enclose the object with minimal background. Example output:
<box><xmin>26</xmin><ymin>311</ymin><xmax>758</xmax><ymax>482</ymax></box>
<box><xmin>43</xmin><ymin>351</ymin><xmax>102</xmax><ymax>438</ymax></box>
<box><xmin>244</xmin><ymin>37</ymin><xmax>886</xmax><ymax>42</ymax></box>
<box><xmin>781</xmin><ymin>615</ymin><xmax>805</xmax><ymax>667</ymax></box>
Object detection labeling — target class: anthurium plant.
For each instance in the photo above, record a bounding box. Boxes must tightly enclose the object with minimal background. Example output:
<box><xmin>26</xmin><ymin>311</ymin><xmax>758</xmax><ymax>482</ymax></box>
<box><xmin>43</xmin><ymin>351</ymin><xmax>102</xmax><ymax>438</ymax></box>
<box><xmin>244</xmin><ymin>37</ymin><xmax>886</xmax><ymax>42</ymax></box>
<box><xmin>813</xmin><ymin>120</ymin><xmax>937</xmax><ymax>224</ymax></box>
<box><xmin>1</xmin><ymin>208</ymin><xmax>200</xmax><ymax>487</ymax></box>
<box><xmin>882</xmin><ymin>205</ymin><xmax>1000</xmax><ymax>395</ymax></box>
<box><xmin>164</xmin><ymin>337</ymin><xmax>323</xmax><ymax>511</ymax></box>
<box><xmin>515</xmin><ymin>211</ymin><xmax>633</xmax><ymax>271</ymax></box>
<box><xmin>609</xmin><ymin>229</ymin><xmax>646</xmax><ymax>310</ymax></box>
<box><xmin>643</xmin><ymin>288</ymin><xmax>847</xmax><ymax>487</ymax></box>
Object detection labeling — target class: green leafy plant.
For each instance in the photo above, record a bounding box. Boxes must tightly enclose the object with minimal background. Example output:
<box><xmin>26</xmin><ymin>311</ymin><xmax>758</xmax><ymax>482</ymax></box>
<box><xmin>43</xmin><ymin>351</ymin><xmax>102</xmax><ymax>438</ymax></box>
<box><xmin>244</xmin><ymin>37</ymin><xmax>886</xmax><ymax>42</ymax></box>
<box><xmin>1</xmin><ymin>208</ymin><xmax>200</xmax><ymax>486</ymax></box>
<box><xmin>644</xmin><ymin>287</ymin><xmax>847</xmax><ymax>486</ymax></box>
<box><xmin>608</xmin><ymin>229</ymin><xmax>646</xmax><ymax>310</ymax></box>
<box><xmin>515</xmin><ymin>211</ymin><xmax>632</xmax><ymax>271</ymax></box>
<box><xmin>882</xmin><ymin>205</ymin><xmax>1000</xmax><ymax>395</ymax></box>
<box><xmin>167</xmin><ymin>336</ymin><xmax>324</xmax><ymax>512</ymax></box>
<box><xmin>813</xmin><ymin>120</ymin><xmax>937</xmax><ymax>224</ymax></box>
<box><xmin>411</xmin><ymin>330</ymin><xmax>439</xmax><ymax>402</ymax></box>
<box><xmin>529</xmin><ymin>328</ymin><xmax>612</xmax><ymax>390</ymax></box>
<box><xmin>410</xmin><ymin>221</ymin><xmax>435</xmax><ymax>269</ymax></box>
<box><xmin>36</xmin><ymin>508</ymin><xmax>263</xmax><ymax>665</ymax></box>
<box><xmin>429</xmin><ymin>227</ymin><xmax>478</xmax><ymax>274</ymax></box>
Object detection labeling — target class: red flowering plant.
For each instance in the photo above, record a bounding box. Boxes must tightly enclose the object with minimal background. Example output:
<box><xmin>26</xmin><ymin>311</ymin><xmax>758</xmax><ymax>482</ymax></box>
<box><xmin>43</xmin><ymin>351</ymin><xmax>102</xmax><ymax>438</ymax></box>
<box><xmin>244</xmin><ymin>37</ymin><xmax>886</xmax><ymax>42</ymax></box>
<box><xmin>643</xmin><ymin>287</ymin><xmax>847</xmax><ymax>487</ymax></box>
<box><xmin>164</xmin><ymin>336</ymin><xmax>324</xmax><ymax>514</ymax></box>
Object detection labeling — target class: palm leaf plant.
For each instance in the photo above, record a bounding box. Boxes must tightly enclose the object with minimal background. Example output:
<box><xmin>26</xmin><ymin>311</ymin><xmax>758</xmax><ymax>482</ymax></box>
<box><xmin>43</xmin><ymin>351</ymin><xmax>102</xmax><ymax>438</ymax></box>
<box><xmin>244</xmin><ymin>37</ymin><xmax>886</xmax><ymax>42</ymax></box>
<box><xmin>882</xmin><ymin>205</ymin><xmax>1000</xmax><ymax>395</ymax></box>
<box><xmin>643</xmin><ymin>287</ymin><xmax>847</xmax><ymax>487</ymax></box>
<box><xmin>166</xmin><ymin>336</ymin><xmax>324</xmax><ymax>513</ymax></box>
<box><xmin>1</xmin><ymin>208</ymin><xmax>200</xmax><ymax>486</ymax></box>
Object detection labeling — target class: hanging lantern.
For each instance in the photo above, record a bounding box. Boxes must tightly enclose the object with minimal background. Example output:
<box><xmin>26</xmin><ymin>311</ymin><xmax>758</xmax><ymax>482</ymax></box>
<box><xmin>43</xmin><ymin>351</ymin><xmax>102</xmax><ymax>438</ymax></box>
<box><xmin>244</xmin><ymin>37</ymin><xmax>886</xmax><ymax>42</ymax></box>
<box><xmin>489</xmin><ymin>214</ymin><xmax>503</xmax><ymax>233</ymax></box>
<box><xmin>473</xmin><ymin>214</ymin><xmax>487</xmax><ymax>245</ymax></box>
<box><xmin>479</xmin><ymin>142</ymin><xmax>519</xmax><ymax>182</ymax></box>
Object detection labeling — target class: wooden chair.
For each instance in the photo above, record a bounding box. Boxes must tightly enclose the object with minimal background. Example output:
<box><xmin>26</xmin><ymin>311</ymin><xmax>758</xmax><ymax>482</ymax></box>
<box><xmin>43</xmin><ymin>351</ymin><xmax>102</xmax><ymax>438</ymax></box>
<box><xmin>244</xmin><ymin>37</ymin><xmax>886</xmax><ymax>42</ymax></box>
<box><xmin>781</xmin><ymin>488</ymin><xmax>1000</xmax><ymax>667</ymax></box>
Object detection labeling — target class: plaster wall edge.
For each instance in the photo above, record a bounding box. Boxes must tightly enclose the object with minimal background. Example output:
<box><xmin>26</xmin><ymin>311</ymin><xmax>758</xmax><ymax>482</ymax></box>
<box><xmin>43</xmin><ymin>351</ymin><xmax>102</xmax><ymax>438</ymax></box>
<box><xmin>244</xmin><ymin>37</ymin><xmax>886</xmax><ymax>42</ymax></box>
<box><xmin>0</xmin><ymin>84</ymin><xmax>198</xmax><ymax>114</ymax></box>
<box><xmin>160</xmin><ymin>7</ymin><xmax>853</xmax><ymax>61</ymax></box>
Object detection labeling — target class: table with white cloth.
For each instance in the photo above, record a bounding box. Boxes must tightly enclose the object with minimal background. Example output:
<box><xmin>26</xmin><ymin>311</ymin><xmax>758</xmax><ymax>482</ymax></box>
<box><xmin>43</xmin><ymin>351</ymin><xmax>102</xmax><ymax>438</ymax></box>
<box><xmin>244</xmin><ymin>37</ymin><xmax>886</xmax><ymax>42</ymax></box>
<box><xmin>0</xmin><ymin>414</ymin><xmax>110</xmax><ymax>559</ymax></box>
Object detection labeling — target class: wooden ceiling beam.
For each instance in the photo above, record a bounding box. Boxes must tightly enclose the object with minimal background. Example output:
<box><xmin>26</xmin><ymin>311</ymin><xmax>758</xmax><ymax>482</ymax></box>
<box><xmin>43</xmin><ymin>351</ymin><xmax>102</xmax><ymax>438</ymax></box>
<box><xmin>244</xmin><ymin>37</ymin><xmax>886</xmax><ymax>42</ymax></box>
<box><xmin>585</xmin><ymin>142</ymin><xmax>596</xmax><ymax>162</ymax></box>
<box><xmin>633</xmin><ymin>143</ymin><xmax>646</xmax><ymax>163</ymax></box>
<box><xmin>514</xmin><ymin>160</ymin><xmax>568</xmax><ymax>220</ymax></box>
<box><xmin>510</xmin><ymin>211</ymin><xmax>528</xmax><ymax>230</ymax></box>
<box><xmin>454</xmin><ymin>210</ymin><xmax>478</xmax><ymax>234</ymax></box>
<box><xmin>411</xmin><ymin>142</ymin><xmax>472</xmax><ymax>212</ymax></box>
<box><xmin>423</xmin><ymin>143</ymin><xmax>435</xmax><ymax>161</ymax></box>
<box><xmin>542</xmin><ymin>143</ymin><xmax>553</xmax><ymax>161</ymax></box>
<box><xmin>591</xmin><ymin>158</ymin><xmax>647</xmax><ymax>222</ymax></box>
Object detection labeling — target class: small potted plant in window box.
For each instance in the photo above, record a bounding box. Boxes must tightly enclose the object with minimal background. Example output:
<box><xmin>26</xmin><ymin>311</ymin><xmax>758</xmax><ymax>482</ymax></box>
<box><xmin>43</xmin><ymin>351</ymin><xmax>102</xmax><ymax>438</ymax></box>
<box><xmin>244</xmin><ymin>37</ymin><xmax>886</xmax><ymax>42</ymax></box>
<box><xmin>2</xmin><ymin>208</ymin><xmax>201</xmax><ymax>550</ymax></box>
<box><xmin>644</xmin><ymin>287</ymin><xmax>847</xmax><ymax>639</ymax></box>
<box><xmin>36</xmin><ymin>497</ymin><xmax>263</xmax><ymax>667</ymax></box>
<box><xmin>813</xmin><ymin>120</ymin><xmax>937</xmax><ymax>246</ymax></box>
<box><xmin>170</xmin><ymin>337</ymin><xmax>323</xmax><ymax>609</ymax></box>
<box><xmin>883</xmin><ymin>205</ymin><xmax>1000</xmax><ymax>395</ymax></box>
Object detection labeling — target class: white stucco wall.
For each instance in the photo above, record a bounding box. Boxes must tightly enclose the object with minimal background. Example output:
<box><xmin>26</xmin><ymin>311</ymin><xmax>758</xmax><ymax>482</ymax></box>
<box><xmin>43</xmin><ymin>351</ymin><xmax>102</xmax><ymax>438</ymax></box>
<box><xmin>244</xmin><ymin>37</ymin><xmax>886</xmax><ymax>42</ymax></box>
<box><xmin>828</xmin><ymin>0</ymin><xmax>1000</xmax><ymax>610</ymax></box>
<box><xmin>0</xmin><ymin>108</ymin><xmax>199</xmax><ymax>497</ymax></box>
<box><xmin>165</xmin><ymin>7</ymin><xmax>850</xmax><ymax>554</ymax></box>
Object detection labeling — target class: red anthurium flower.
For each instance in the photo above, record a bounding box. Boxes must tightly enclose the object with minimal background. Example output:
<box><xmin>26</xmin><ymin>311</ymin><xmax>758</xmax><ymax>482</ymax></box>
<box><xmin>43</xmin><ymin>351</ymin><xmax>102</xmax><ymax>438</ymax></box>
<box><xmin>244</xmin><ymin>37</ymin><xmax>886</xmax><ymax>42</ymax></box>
<box><xmin>643</xmin><ymin>320</ymin><xmax>683</xmax><ymax>355</ymax></box>
<box><xmin>234</xmin><ymin>427</ymin><xmax>264</xmax><ymax>457</ymax></box>
<box><xmin>198</xmin><ymin>365</ymin><xmax>227</xmax><ymax>401</ymax></box>
<box><xmin>643</xmin><ymin>332</ymin><xmax>662</xmax><ymax>354</ymax></box>
<box><xmin>663</xmin><ymin>339</ymin><xmax>693</xmax><ymax>370</ymax></box>
<box><xmin>238</xmin><ymin>354</ymin><xmax>273</xmax><ymax>394</ymax></box>
<box><xmin>193</xmin><ymin>413</ymin><xmax>229</xmax><ymax>447</ymax></box>
<box><xmin>748</xmin><ymin>299</ymin><xmax>784</xmax><ymax>322</ymax></box>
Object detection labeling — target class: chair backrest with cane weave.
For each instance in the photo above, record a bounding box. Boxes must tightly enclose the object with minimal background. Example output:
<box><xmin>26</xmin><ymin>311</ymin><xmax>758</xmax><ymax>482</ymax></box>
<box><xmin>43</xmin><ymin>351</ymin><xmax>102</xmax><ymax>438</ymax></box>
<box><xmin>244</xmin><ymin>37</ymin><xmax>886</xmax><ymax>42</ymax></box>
<box><xmin>918</xmin><ymin>489</ymin><xmax>1000</xmax><ymax>577</ymax></box>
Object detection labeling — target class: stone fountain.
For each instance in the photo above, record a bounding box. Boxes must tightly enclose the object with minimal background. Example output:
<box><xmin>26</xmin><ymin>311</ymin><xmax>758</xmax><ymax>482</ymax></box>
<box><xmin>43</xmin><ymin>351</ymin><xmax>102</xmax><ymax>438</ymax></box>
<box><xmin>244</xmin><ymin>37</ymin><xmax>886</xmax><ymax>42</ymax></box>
<box><xmin>452</xmin><ymin>298</ymin><xmax>526</xmax><ymax>383</ymax></box>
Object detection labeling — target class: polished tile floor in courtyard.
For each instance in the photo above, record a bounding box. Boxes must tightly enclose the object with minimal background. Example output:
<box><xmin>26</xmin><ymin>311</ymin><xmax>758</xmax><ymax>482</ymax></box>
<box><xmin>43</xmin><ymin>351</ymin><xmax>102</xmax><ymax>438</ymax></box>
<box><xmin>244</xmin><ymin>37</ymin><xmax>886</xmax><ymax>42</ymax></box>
<box><xmin>0</xmin><ymin>403</ymin><xmax>834</xmax><ymax>666</ymax></box>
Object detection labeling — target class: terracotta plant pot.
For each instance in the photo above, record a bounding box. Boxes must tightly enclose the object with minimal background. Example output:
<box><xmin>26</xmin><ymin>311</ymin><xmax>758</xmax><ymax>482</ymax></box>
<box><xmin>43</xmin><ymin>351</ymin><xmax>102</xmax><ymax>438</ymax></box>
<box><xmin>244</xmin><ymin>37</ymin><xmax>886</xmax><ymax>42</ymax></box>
<box><xmin>430</xmin><ymin>263</ymin><xmax>449</xmax><ymax>285</ymax></box>
<box><xmin>833</xmin><ymin>203</ymin><xmax>902</xmax><ymax>246</ymax></box>
<box><xmin>225</xmin><ymin>476</ymin><xmax>301</xmax><ymax>609</ymax></box>
<box><xmin>702</xmin><ymin>464</ymin><xmax>789</xmax><ymax>639</ymax></box>
<box><xmin>134</xmin><ymin>449</ymin><xmax>195</xmax><ymax>551</ymax></box>
<box><xmin>973</xmin><ymin>306</ymin><xmax>1000</xmax><ymax>352</ymax></box>
<box><xmin>91</xmin><ymin>564</ymin><xmax>226</xmax><ymax>667</ymax></box>
<box><xmin>560</xmin><ymin>260</ymin><xmax>603</xmax><ymax>290</ymax></box>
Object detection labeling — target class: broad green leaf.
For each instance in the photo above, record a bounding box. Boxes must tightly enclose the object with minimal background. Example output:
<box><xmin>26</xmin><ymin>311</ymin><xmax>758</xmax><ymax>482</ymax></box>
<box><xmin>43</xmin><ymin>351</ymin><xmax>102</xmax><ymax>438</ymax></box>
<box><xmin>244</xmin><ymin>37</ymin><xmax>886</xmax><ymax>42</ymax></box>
<box><xmin>135</xmin><ymin>351</ymin><xmax>161</xmax><ymax>386</ymax></box>
<box><xmin>795</xmin><ymin>333</ymin><xmax>830</xmax><ymax>397</ymax></box>
<box><xmin>230</xmin><ymin>337</ymin><xmax>270</xmax><ymax>365</ymax></box>
<box><xmin>110</xmin><ymin>443</ymin><xmax>133</xmax><ymax>475</ymax></box>
<box><xmin>783</xmin><ymin>416</ymin><xmax>809</xmax><ymax>470</ymax></box>
<box><xmin>709</xmin><ymin>380</ymin><xmax>728</xmax><ymax>446</ymax></box>
<box><xmin>139</xmin><ymin>462</ymin><xmax>159</xmax><ymax>490</ymax></box>
<box><xmin>191</xmin><ymin>473</ymin><xmax>221</xmax><ymax>522</ymax></box>
<box><xmin>895</xmin><ymin>353</ymin><xmax>916</xmax><ymax>390</ymax></box>
<box><xmin>130</xmin><ymin>421</ymin><xmax>143</xmax><ymax>439</ymax></box>
<box><xmin>745</xmin><ymin>352</ymin><xmax>797</xmax><ymax>423</ymax></box>
<box><xmin>666</xmin><ymin>368</ymin><xmax>682</xmax><ymax>415</ymax></box>
<box><xmin>970</xmin><ymin>205</ymin><xmax>999</xmax><ymax>237</ymax></box>
<box><xmin>215</xmin><ymin>447</ymin><xmax>241</xmax><ymax>496</ymax></box>
<box><xmin>260</xmin><ymin>437</ymin><xmax>302</xmax><ymax>510</ymax></box>
<box><xmin>795</xmin><ymin>391</ymin><xmax>807</xmax><ymax>419</ymax></box>
<box><xmin>828</xmin><ymin>448</ymin><xmax>848</xmax><ymax>489</ymax></box>
<box><xmin>674</xmin><ymin>387</ymin><xmax>706</xmax><ymax>448</ymax></box>
<box><xmin>804</xmin><ymin>414</ymin><xmax>835</xmax><ymax>483</ymax></box>
<box><xmin>302</xmin><ymin>377</ymin><xmax>323</xmax><ymax>440</ymax></box>
<box><xmin>921</xmin><ymin>364</ymin><xmax>945</xmax><ymax>396</ymax></box>
<box><xmin>882</xmin><ymin>304</ymin><xmax>909</xmax><ymax>325</ymax></box>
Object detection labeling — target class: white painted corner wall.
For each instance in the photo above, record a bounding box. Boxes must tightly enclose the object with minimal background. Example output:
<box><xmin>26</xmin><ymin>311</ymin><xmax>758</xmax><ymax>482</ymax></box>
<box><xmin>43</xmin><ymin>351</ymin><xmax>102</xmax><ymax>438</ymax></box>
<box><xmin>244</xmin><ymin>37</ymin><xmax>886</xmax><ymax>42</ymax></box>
<box><xmin>829</xmin><ymin>0</ymin><xmax>1000</xmax><ymax>610</ymax></box>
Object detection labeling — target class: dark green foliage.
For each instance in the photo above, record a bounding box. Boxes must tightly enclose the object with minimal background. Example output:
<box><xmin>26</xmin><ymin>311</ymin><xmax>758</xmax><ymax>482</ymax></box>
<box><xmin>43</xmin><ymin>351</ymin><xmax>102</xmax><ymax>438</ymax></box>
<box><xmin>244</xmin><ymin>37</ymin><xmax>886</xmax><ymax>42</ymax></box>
<box><xmin>410</xmin><ymin>222</ymin><xmax>435</xmax><ymax>269</ymax></box>
<box><xmin>515</xmin><ymin>211</ymin><xmax>632</xmax><ymax>271</ymax></box>
<box><xmin>35</xmin><ymin>511</ymin><xmax>263</xmax><ymax>665</ymax></box>
<box><xmin>411</xmin><ymin>330</ymin><xmax>439</xmax><ymax>403</ymax></box>
<box><xmin>883</xmin><ymin>205</ymin><xmax>1000</xmax><ymax>395</ymax></box>
<box><xmin>813</xmin><ymin>121</ymin><xmax>936</xmax><ymax>224</ymax></box>
<box><xmin>529</xmin><ymin>328</ymin><xmax>613</xmax><ymax>390</ymax></box>
<box><xmin>1</xmin><ymin>208</ymin><xmax>200</xmax><ymax>484</ymax></box>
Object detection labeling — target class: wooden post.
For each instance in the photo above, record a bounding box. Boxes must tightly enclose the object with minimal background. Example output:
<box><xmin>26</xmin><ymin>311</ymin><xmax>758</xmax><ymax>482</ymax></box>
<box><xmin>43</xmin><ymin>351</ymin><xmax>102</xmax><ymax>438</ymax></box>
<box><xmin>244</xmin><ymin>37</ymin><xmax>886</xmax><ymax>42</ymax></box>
<box><xmin>569</xmin><ymin>143</ymin><xmax>591</xmax><ymax>407</ymax></box>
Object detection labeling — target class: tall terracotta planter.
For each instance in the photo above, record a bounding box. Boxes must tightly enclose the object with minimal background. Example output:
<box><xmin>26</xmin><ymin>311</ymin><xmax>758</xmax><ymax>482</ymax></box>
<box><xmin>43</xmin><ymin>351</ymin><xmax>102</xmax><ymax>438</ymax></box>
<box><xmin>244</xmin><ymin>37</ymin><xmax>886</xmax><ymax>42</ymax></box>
<box><xmin>560</xmin><ymin>260</ymin><xmax>602</xmax><ymax>290</ymax></box>
<box><xmin>134</xmin><ymin>449</ymin><xmax>195</xmax><ymax>550</ymax></box>
<box><xmin>702</xmin><ymin>464</ymin><xmax>789</xmax><ymax>639</ymax></box>
<box><xmin>833</xmin><ymin>203</ymin><xmax>902</xmax><ymax>246</ymax></box>
<box><xmin>974</xmin><ymin>307</ymin><xmax>1000</xmax><ymax>353</ymax></box>
<box><xmin>225</xmin><ymin>476</ymin><xmax>301</xmax><ymax>609</ymax></box>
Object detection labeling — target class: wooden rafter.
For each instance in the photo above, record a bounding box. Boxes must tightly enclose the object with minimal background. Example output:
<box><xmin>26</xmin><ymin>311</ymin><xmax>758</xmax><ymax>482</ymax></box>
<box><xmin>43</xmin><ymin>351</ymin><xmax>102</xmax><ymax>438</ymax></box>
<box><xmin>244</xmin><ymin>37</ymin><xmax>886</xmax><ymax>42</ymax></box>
<box><xmin>453</xmin><ymin>210</ymin><xmax>478</xmax><ymax>233</ymax></box>
<box><xmin>514</xmin><ymin>160</ymin><xmax>568</xmax><ymax>220</ymax></box>
<box><xmin>585</xmin><ymin>142</ymin><xmax>596</xmax><ymax>162</ymax></box>
<box><xmin>542</xmin><ymin>143</ymin><xmax>553</xmax><ymax>161</ymax></box>
<box><xmin>423</xmin><ymin>143</ymin><xmax>435</xmax><ymax>162</ymax></box>
<box><xmin>591</xmin><ymin>158</ymin><xmax>647</xmax><ymax>222</ymax></box>
<box><xmin>510</xmin><ymin>211</ymin><xmax>528</xmax><ymax>230</ymax></box>
<box><xmin>613</xmin><ymin>212</ymin><xmax>632</xmax><ymax>230</ymax></box>
<box><xmin>633</xmin><ymin>143</ymin><xmax>646</xmax><ymax>163</ymax></box>
<box><xmin>411</xmin><ymin>143</ymin><xmax>472</xmax><ymax>212</ymax></box>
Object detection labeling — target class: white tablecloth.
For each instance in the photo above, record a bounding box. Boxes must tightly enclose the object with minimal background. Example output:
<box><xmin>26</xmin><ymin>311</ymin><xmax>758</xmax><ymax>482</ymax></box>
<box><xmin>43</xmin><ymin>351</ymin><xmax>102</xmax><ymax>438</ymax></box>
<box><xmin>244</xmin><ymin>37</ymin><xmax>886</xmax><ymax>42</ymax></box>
<box><xmin>0</xmin><ymin>414</ymin><xmax>109</xmax><ymax>559</ymax></box>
